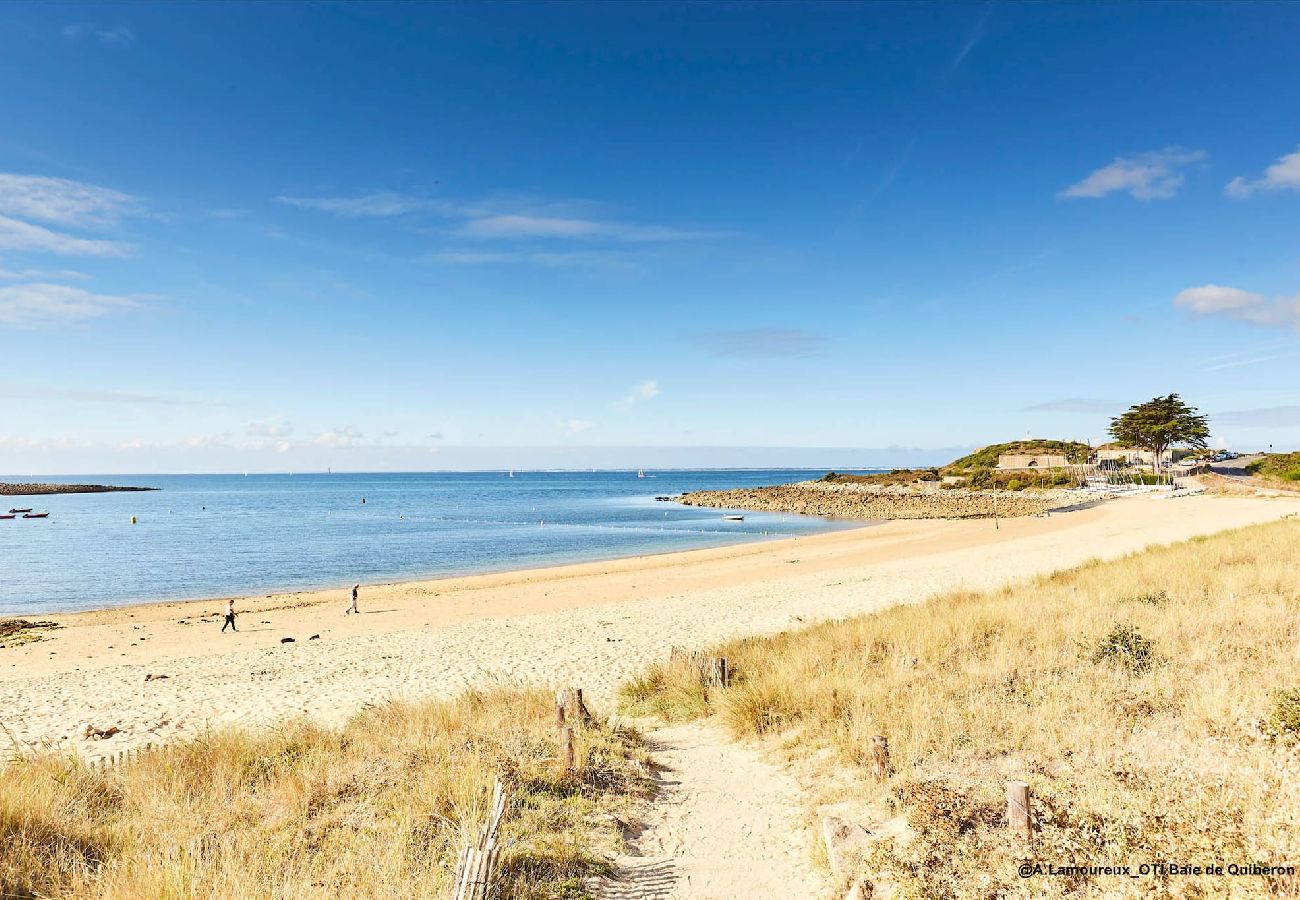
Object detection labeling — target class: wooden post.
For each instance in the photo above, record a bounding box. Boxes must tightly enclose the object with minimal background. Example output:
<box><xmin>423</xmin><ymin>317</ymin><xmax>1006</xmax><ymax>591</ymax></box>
<box><xmin>870</xmin><ymin>735</ymin><xmax>889</xmax><ymax>780</ymax></box>
<box><xmin>562</xmin><ymin>726</ymin><xmax>576</xmax><ymax>774</ymax></box>
<box><xmin>715</xmin><ymin>657</ymin><xmax>729</xmax><ymax>687</ymax></box>
<box><xmin>1006</xmin><ymin>780</ymin><xmax>1031</xmax><ymax>841</ymax></box>
<box><xmin>554</xmin><ymin>690</ymin><xmax>566</xmax><ymax>728</ymax></box>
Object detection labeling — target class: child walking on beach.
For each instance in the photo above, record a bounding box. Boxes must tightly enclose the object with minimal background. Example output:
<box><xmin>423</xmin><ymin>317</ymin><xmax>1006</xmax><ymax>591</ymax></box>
<box><xmin>345</xmin><ymin>583</ymin><xmax>360</xmax><ymax>615</ymax></box>
<box><xmin>221</xmin><ymin>599</ymin><xmax>237</xmax><ymax>632</ymax></box>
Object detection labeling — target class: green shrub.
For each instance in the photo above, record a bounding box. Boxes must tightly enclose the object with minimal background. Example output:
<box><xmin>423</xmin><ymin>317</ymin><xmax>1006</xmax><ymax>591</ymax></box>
<box><xmin>1262</xmin><ymin>688</ymin><xmax>1300</xmax><ymax>740</ymax></box>
<box><xmin>1091</xmin><ymin>624</ymin><xmax>1158</xmax><ymax>673</ymax></box>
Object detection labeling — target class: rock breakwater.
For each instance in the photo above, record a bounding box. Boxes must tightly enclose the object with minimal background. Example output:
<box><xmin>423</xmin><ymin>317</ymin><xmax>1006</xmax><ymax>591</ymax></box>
<box><xmin>1</xmin><ymin>483</ymin><xmax>158</xmax><ymax>496</ymax></box>
<box><xmin>680</xmin><ymin>481</ymin><xmax>1096</xmax><ymax>520</ymax></box>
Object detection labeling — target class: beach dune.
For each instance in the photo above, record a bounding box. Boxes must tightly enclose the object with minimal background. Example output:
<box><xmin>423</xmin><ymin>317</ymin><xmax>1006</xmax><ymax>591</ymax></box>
<box><xmin>1</xmin><ymin>493</ymin><xmax>1296</xmax><ymax>760</ymax></box>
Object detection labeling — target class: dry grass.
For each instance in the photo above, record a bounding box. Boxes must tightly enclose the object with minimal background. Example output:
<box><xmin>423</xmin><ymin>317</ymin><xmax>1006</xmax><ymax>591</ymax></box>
<box><xmin>1</xmin><ymin>688</ymin><xmax>652</xmax><ymax>899</ymax></box>
<box><xmin>621</xmin><ymin>518</ymin><xmax>1300</xmax><ymax>897</ymax></box>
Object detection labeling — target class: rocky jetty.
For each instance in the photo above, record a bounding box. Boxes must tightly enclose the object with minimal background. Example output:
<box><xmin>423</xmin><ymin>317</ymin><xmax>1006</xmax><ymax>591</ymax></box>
<box><xmin>680</xmin><ymin>480</ymin><xmax>1097</xmax><ymax>520</ymax></box>
<box><xmin>1</xmin><ymin>483</ymin><xmax>158</xmax><ymax>496</ymax></box>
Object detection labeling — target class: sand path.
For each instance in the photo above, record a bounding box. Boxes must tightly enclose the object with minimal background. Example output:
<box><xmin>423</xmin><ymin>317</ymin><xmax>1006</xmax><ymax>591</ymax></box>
<box><xmin>592</xmin><ymin>722</ymin><xmax>827</xmax><ymax>900</ymax></box>
<box><xmin>2</xmin><ymin>494</ymin><xmax>1297</xmax><ymax>763</ymax></box>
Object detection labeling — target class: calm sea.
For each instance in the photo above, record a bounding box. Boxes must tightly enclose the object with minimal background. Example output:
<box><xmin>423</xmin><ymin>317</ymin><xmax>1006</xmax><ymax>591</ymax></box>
<box><xmin>0</xmin><ymin>470</ymin><xmax>874</xmax><ymax>614</ymax></box>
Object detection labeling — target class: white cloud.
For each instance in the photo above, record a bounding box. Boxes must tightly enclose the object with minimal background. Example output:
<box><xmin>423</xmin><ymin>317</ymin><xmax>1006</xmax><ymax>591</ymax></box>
<box><xmin>1173</xmin><ymin>283</ymin><xmax>1300</xmax><ymax>329</ymax></box>
<box><xmin>0</xmin><ymin>282</ymin><xmax>141</xmax><ymax>328</ymax></box>
<box><xmin>566</xmin><ymin>419</ymin><xmax>595</xmax><ymax>434</ymax></box>
<box><xmin>277</xmin><ymin>191</ymin><xmax>437</xmax><ymax>217</ymax></box>
<box><xmin>63</xmin><ymin>23</ymin><xmax>136</xmax><ymax>46</ymax></box>
<box><xmin>1225</xmin><ymin>146</ymin><xmax>1300</xmax><ymax>198</ymax></box>
<box><xmin>0</xmin><ymin>382</ymin><xmax>222</xmax><ymax>407</ymax></box>
<box><xmin>281</xmin><ymin>190</ymin><xmax>726</xmax><ymax>244</ymax></box>
<box><xmin>428</xmin><ymin>249</ymin><xmax>637</xmax><ymax>270</ymax></box>
<box><xmin>1215</xmin><ymin>406</ymin><xmax>1300</xmax><ymax>428</ymax></box>
<box><xmin>313</xmin><ymin>426</ymin><xmax>364</xmax><ymax>448</ymax></box>
<box><xmin>615</xmin><ymin>379</ymin><xmax>660</xmax><ymax>410</ymax></box>
<box><xmin>693</xmin><ymin>328</ymin><xmax>828</xmax><ymax>358</ymax></box>
<box><xmin>248</xmin><ymin>418</ymin><xmax>294</xmax><ymax>438</ymax></box>
<box><xmin>459</xmin><ymin>214</ymin><xmax>602</xmax><ymax>239</ymax></box>
<box><xmin>0</xmin><ymin>264</ymin><xmax>90</xmax><ymax>281</ymax></box>
<box><xmin>456</xmin><ymin>214</ymin><xmax>722</xmax><ymax>242</ymax></box>
<box><xmin>1024</xmin><ymin>397</ymin><xmax>1118</xmax><ymax>414</ymax></box>
<box><xmin>0</xmin><ymin>174</ymin><xmax>136</xmax><ymax>226</ymax></box>
<box><xmin>0</xmin><ymin>215</ymin><xmax>132</xmax><ymax>257</ymax></box>
<box><xmin>1059</xmin><ymin>148</ymin><xmax>1206</xmax><ymax>200</ymax></box>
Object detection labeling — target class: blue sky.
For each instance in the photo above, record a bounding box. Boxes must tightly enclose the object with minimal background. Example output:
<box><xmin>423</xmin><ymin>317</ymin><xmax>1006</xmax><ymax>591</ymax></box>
<box><xmin>2</xmin><ymin>1</ymin><xmax>1299</xmax><ymax>473</ymax></box>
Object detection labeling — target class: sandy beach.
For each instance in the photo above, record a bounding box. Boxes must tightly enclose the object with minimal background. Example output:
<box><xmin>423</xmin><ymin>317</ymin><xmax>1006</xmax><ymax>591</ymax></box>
<box><xmin>3</xmin><ymin>492</ymin><xmax>1297</xmax><ymax>760</ymax></box>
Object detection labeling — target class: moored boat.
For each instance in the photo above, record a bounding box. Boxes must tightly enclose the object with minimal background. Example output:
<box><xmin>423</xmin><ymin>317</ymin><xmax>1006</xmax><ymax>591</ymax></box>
<box><xmin>9</xmin><ymin>507</ymin><xmax>32</xmax><ymax>513</ymax></box>
<box><xmin>0</xmin><ymin>513</ymin><xmax>15</xmax><ymax>520</ymax></box>
<box><xmin>22</xmin><ymin>512</ymin><xmax>49</xmax><ymax>519</ymax></box>
<box><xmin>722</xmin><ymin>514</ymin><xmax>744</xmax><ymax>521</ymax></box>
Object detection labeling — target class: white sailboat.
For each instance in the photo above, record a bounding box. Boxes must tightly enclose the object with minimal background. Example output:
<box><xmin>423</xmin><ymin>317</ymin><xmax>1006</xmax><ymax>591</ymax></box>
<box><xmin>637</xmin><ymin>468</ymin><xmax>646</xmax><ymax>478</ymax></box>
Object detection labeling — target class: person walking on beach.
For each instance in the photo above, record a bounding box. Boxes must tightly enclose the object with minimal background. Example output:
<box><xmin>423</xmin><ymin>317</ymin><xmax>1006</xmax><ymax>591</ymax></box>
<box><xmin>345</xmin><ymin>583</ymin><xmax>360</xmax><ymax>615</ymax></box>
<box><xmin>221</xmin><ymin>599</ymin><xmax>237</xmax><ymax>632</ymax></box>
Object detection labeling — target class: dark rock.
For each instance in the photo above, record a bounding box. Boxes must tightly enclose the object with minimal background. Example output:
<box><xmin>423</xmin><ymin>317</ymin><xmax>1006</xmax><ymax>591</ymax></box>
<box><xmin>280</xmin><ymin>637</ymin><xmax>295</xmax><ymax>643</ymax></box>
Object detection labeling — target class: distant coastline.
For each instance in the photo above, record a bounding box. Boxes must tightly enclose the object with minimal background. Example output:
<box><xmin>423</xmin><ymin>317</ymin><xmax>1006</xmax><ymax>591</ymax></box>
<box><xmin>0</xmin><ymin>483</ymin><xmax>158</xmax><ymax>496</ymax></box>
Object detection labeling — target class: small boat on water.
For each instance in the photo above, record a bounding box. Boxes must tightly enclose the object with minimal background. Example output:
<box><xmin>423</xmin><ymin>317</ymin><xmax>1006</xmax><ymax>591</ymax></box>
<box><xmin>22</xmin><ymin>512</ymin><xmax>49</xmax><ymax>519</ymax></box>
<box><xmin>0</xmin><ymin>514</ymin><xmax>15</xmax><ymax>520</ymax></box>
<box><xmin>722</xmin><ymin>514</ymin><xmax>744</xmax><ymax>521</ymax></box>
<box><xmin>9</xmin><ymin>507</ymin><xmax>32</xmax><ymax>514</ymax></box>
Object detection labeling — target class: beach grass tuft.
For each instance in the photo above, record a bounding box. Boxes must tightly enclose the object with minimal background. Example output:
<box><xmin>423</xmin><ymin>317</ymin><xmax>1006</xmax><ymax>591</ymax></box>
<box><xmin>1</xmin><ymin>687</ymin><xmax>652</xmax><ymax>899</ymax></box>
<box><xmin>620</xmin><ymin>518</ymin><xmax>1300</xmax><ymax>897</ymax></box>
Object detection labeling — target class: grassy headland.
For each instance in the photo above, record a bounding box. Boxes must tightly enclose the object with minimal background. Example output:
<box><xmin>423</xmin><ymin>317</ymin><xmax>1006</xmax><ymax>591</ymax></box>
<box><xmin>1245</xmin><ymin>451</ymin><xmax>1300</xmax><ymax>486</ymax></box>
<box><xmin>620</xmin><ymin>518</ymin><xmax>1300</xmax><ymax>897</ymax></box>
<box><xmin>681</xmin><ymin>440</ymin><xmax>1102</xmax><ymax>518</ymax></box>
<box><xmin>0</xmin><ymin>688</ymin><xmax>651</xmax><ymax>899</ymax></box>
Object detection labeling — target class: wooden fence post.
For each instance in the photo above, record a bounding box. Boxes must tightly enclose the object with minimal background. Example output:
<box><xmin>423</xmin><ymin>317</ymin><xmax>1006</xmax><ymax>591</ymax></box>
<box><xmin>870</xmin><ymin>735</ymin><xmax>889</xmax><ymax>780</ymax></box>
<box><xmin>1006</xmin><ymin>780</ymin><xmax>1031</xmax><ymax>841</ymax></box>
<box><xmin>562</xmin><ymin>726</ymin><xmax>576</xmax><ymax>774</ymax></box>
<box><xmin>452</xmin><ymin>777</ymin><xmax>507</xmax><ymax>900</ymax></box>
<box><xmin>554</xmin><ymin>689</ymin><xmax>566</xmax><ymax>728</ymax></box>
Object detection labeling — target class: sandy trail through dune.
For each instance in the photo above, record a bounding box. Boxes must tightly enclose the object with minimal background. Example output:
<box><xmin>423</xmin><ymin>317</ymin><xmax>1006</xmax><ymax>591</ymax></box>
<box><xmin>591</xmin><ymin>722</ymin><xmax>829</xmax><ymax>900</ymax></box>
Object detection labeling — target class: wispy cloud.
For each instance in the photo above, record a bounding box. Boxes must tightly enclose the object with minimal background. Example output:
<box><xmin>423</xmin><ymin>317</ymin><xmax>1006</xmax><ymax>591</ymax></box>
<box><xmin>0</xmin><ymin>382</ymin><xmax>224</xmax><ymax>407</ymax></box>
<box><xmin>0</xmin><ymin>282</ymin><xmax>141</xmax><ymax>327</ymax></box>
<box><xmin>1024</xmin><ymin>397</ymin><xmax>1118</xmax><ymax>414</ymax></box>
<box><xmin>456</xmin><ymin>214</ymin><xmax>722</xmax><ymax>243</ymax></box>
<box><xmin>1059</xmin><ymin>147</ymin><xmax>1206</xmax><ymax>200</ymax></box>
<box><xmin>312</xmin><ymin>426</ymin><xmax>364</xmax><ymax>448</ymax></box>
<box><xmin>949</xmin><ymin>4</ymin><xmax>992</xmax><ymax>73</ymax></box>
<box><xmin>428</xmin><ymin>249</ymin><xmax>638</xmax><ymax>271</ymax></box>
<box><xmin>0</xmin><ymin>174</ymin><xmax>136</xmax><ymax>226</ymax></box>
<box><xmin>1214</xmin><ymin>406</ymin><xmax>1300</xmax><ymax>428</ymax></box>
<box><xmin>0</xmin><ymin>264</ymin><xmax>90</xmax><ymax>281</ymax></box>
<box><xmin>566</xmin><ymin>419</ymin><xmax>595</xmax><ymax>434</ymax></box>
<box><xmin>1225</xmin><ymin>146</ymin><xmax>1300</xmax><ymax>198</ymax></box>
<box><xmin>281</xmin><ymin>190</ymin><xmax>727</xmax><ymax>245</ymax></box>
<box><xmin>62</xmin><ymin>23</ymin><xmax>136</xmax><ymax>46</ymax></box>
<box><xmin>1173</xmin><ymin>283</ymin><xmax>1300</xmax><ymax>330</ymax></box>
<box><xmin>614</xmin><ymin>379</ymin><xmax>660</xmax><ymax>410</ymax></box>
<box><xmin>0</xmin><ymin>216</ymin><xmax>132</xmax><ymax>257</ymax></box>
<box><xmin>248</xmin><ymin>417</ymin><xmax>294</xmax><ymax>438</ymax></box>
<box><xmin>278</xmin><ymin>191</ymin><xmax>439</xmax><ymax>217</ymax></box>
<box><xmin>693</xmin><ymin>327</ymin><xmax>828</xmax><ymax>358</ymax></box>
